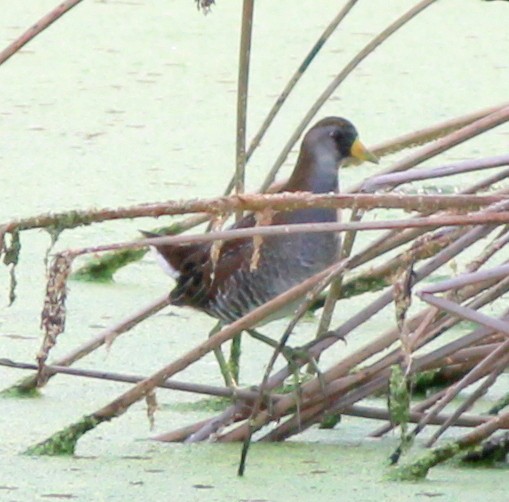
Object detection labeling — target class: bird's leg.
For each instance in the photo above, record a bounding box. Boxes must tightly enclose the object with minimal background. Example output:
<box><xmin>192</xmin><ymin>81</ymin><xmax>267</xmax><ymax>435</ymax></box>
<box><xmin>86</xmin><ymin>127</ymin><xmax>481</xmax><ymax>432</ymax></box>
<box><xmin>246</xmin><ymin>329</ymin><xmax>279</xmax><ymax>349</ymax></box>
<box><xmin>246</xmin><ymin>329</ymin><xmax>300</xmax><ymax>361</ymax></box>
<box><xmin>246</xmin><ymin>331</ymin><xmax>330</xmax><ymax>424</ymax></box>
<box><xmin>247</xmin><ymin>329</ymin><xmax>310</xmax><ymax>378</ymax></box>
<box><xmin>228</xmin><ymin>334</ymin><xmax>242</xmax><ymax>385</ymax></box>
<box><xmin>246</xmin><ymin>329</ymin><xmax>304</xmax><ymax>418</ymax></box>
<box><xmin>300</xmin><ymin>332</ymin><xmax>347</xmax><ymax>427</ymax></box>
<box><xmin>209</xmin><ymin>321</ymin><xmax>237</xmax><ymax>388</ymax></box>
<box><xmin>247</xmin><ymin>329</ymin><xmax>323</xmax><ymax>367</ymax></box>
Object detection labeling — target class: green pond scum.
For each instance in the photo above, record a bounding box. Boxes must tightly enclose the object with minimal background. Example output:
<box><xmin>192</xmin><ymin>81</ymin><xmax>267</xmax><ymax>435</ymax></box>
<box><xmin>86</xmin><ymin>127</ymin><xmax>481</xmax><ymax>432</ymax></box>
<box><xmin>24</xmin><ymin>416</ymin><xmax>100</xmax><ymax>457</ymax></box>
<box><xmin>1</xmin><ymin>0</ymin><xmax>508</xmax><ymax>499</ymax></box>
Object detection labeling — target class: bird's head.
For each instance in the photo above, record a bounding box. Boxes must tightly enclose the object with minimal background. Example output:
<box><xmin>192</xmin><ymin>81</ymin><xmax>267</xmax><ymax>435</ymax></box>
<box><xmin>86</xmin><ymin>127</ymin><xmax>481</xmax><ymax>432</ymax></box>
<box><xmin>303</xmin><ymin>116</ymin><xmax>379</xmax><ymax>165</ymax></box>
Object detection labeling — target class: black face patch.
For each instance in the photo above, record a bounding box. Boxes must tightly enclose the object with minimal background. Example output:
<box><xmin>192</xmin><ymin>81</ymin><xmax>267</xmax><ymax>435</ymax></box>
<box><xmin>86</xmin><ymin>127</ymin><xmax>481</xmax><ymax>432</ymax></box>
<box><xmin>192</xmin><ymin>270</ymin><xmax>203</xmax><ymax>286</ymax></box>
<box><xmin>329</xmin><ymin>124</ymin><xmax>358</xmax><ymax>158</ymax></box>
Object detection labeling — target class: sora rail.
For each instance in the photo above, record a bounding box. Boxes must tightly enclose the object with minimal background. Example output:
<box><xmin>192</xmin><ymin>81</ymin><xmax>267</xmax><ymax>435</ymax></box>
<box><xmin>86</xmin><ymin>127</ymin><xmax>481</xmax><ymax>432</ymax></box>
<box><xmin>147</xmin><ymin>117</ymin><xmax>378</xmax><ymax>323</ymax></box>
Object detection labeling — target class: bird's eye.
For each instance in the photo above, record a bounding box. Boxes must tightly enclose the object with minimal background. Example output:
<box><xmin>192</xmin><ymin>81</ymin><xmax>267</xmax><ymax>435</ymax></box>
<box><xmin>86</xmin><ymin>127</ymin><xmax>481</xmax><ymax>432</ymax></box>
<box><xmin>329</xmin><ymin>129</ymin><xmax>342</xmax><ymax>142</ymax></box>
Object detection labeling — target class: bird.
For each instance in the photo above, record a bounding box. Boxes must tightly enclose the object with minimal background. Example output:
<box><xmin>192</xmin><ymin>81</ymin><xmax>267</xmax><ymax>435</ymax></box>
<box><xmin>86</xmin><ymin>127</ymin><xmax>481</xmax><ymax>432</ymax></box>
<box><xmin>146</xmin><ymin>117</ymin><xmax>378</xmax><ymax>324</ymax></box>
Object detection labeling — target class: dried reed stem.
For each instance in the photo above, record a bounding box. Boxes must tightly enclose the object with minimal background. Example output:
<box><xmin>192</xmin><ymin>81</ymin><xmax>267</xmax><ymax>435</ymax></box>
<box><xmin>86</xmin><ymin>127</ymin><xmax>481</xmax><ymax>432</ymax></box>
<box><xmin>0</xmin><ymin>0</ymin><xmax>84</xmax><ymax>66</ymax></box>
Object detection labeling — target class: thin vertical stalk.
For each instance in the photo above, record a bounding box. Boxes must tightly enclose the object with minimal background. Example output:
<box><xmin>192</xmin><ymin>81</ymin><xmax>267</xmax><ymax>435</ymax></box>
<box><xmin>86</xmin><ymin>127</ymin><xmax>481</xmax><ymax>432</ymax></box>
<box><xmin>260</xmin><ymin>0</ymin><xmax>438</xmax><ymax>191</ymax></box>
<box><xmin>245</xmin><ymin>0</ymin><xmax>358</xmax><ymax>162</ymax></box>
<box><xmin>307</xmin><ymin>208</ymin><xmax>363</xmax><ymax>373</ymax></box>
<box><xmin>246</xmin><ymin>0</ymin><xmax>358</xmax><ymax>161</ymax></box>
<box><xmin>223</xmin><ymin>0</ymin><xmax>359</xmax><ymax>196</ymax></box>
<box><xmin>230</xmin><ymin>0</ymin><xmax>255</xmax><ymax>383</ymax></box>
<box><xmin>235</xmin><ymin>0</ymin><xmax>254</xmax><ymax>210</ymax></box>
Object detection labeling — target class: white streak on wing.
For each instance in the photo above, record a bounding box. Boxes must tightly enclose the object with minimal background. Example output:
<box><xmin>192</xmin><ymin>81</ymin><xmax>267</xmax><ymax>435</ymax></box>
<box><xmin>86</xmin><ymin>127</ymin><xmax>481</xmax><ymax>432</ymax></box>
<box><xmin>149</xmin><ymin>246</ymin><xmax>180</xmax><ymax>279</ymax></box>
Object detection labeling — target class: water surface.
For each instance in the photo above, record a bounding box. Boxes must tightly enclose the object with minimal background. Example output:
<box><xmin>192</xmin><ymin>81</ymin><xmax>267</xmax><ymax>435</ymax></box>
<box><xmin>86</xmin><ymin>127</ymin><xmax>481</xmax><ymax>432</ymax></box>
<box><xmin>1</xmin><ymin>0</ymin><xmax>508</xmax><ymax>500</ymax></box>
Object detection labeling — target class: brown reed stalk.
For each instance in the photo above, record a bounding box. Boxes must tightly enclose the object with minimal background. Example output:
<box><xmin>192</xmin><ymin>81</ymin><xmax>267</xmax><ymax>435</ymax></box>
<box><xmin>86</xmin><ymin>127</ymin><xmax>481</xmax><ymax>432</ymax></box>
<box><xmin>212</xmin><ymin>215</ymin><xmax>508</xmax><ymax>443</ymax></box>
<box><xmin>362</xmin><ymin>102</ymin><xmax>509</xmax><ymax>163</ymax></box>
<box><xmin>74</xmin><ymin>102</ymin><xmax>509</xmax><ymax>280</ymax></box>
<box><xmin>228</xmin><ymin>0</ymin><xmax>255</xmax><ymax>383</ymax></box>
<box><xmin>0</xmin><ymin>0</ymin><xmax>84</xmax><ymax>66</ymax></box>
<box><xmin>23</xmin><ymin>260</ymin><xmax>347</xmax><ymax>455</ymax></box>
<box><xmin>341</xmin><ymin>404</ymin><xmax>497</xmax><ymax>429</ymax></box>
<box><xmin>3</xmin><ymin>193</ymin><xmax>506</xmax><ymax>237</ymax></box>
<box><xmin>352</xmin><ymin>104</ymin><xmax>509</xmax><ymax>189</ymax></box>
<box><xmin>1</xmin><ymin>294</ymin><xmax>172</xmax><ymax>395</ymax></box>
<box><xmin>260</xmin><ymin>0</ymin><xmax>439</xmax><ymax>191</ymax></box>
<box><xmin>465</xmin><ymin>228</ymin><xmax>509</xmax><ymax>273</ymax></box>
<box><xmin>0</xmin><ymin>358</ymin><xmax>272</xmax><ymax>403</ymax></box>
<box><xmin>426</xmin><ymin>348</ymin><xmax>509</xmax><ymax>446</ymax></box>
<box><xmin>361</xmin><ymin>154</ymin><xmax>509</xmax><ymax>192</ymax></box>
<box><xmin>392</xmin><ymin>410</ymin><xmax>509</xmax><ymax>480</ymax></box>
<box><xmin>195</xmin><ymin>256</ymin><xmax>509</xmax><ymax>445</ymax></box>
<box><xmin>32</xmin><ymin>208</ymin><xmax>509</xmax><ymax>263</ymax></box>
<box><xmin>278</xmin><ymin>270</ymin><xmax>509</xmax><ymax>444</ymax></box>
<box><xmin>234</xmin><ymin>0</ymin><xmax>254</xmax><ymax>208</ymax></box>
<box><xmin>268</xmin><ymin>272</ymin><xmax>509</xmax><ymax>443</ymax></box>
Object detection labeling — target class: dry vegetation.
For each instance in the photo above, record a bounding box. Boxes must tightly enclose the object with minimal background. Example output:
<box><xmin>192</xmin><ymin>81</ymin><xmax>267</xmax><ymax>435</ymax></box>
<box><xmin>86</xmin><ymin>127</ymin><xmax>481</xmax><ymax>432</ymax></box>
<box><xmin>1</xmin><ymin>0</ymin><xmax>508</xmax><ymax>480</ymax></box>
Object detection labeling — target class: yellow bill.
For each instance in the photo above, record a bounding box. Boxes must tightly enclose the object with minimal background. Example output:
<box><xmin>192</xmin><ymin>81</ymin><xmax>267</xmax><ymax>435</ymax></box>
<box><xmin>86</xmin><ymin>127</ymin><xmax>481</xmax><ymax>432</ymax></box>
<box><xmin>350</xmin><ymin>137</ymin><xmax>379</xmax><ymax>164</ymax></box>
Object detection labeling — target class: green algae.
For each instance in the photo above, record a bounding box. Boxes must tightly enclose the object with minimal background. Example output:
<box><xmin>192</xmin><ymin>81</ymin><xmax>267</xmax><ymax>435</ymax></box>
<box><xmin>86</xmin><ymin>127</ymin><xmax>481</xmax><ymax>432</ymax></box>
<box><xmin>71</xmin><ymin>222</ymin><xmax>194</xmax><ymax>282</ymax></box>
<box><xmin>341</xmin><ymin>275</ymin><xmax>391</xmax><ymax>299</ymax></box>
<box><xmin>0</xmin><ymin>0</ymin><xmax>508</xmax><ymax>497</ymax></box>
<box><xmin>488</xmin><ymin>392</ymin><xmax>509</xmax><ymax>415</ymax></box>
<box><xmin>411</xmin><ymin>369</ymin><xmax>447</xmax><ymax>395</ymax></box>
<box><xmin>389</xmin><ymin>441</ymin><xmax>465</xmax><ymax>481</ymax></box>
<box><xmin>388</xmin><ymin>365</ymin><xmax>413</xmax><ymax>462</ymax></box>
<box><xmin>319</xmin><ymin>411</ymin><xmax>342</xmax><ymax>429</ymax></box>
<box><xmin>1</xmin><ymin>373</ymin><xmax>46</xmax><ymax>397</ymax></box>
<box><xmin>44</xmin><ymin>210</ymin><xmax>96</xmax><ymax>232</ymax></box>
<box><xmin>24</xmin><ymin>416</ymin><xmax>100</xmax><ymax>456</ymax></box>
<box><xmin>389</xmin><ymin>365</ymin><xmax>410</xmax><ymax>426</ymax></box>
<box><xmin>462</xmin><ymin>434</ymin><xmax>509</xmax><ymax>465</ymax></box>
<box><xmin>72</xmin><ymin>248</ymin><xmax>148</xmax><ymax>282</ymax></box>
<box><xmin>166</xmin><ymin>397</ymin><xmax>231</xmax><ymax>413</ymax></box>
<box><xmin>0</xmin><ymin>385</ymin><xmax>41</xmax><ymax>399</ymax></box>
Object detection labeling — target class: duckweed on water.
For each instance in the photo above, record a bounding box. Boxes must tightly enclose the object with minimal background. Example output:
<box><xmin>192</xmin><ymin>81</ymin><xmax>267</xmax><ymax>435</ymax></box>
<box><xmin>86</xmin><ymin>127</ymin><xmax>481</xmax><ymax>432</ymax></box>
<box><xmin>165</xmin><ymin>397</ymin><xmax>231</xmax><ymax>413</ymax></box>
<box><xmin>24</xmin><ymin>416</ymin><xmax>99</xmax><ymax>456</ymax></box>
<box><xmin>72</xmin><ymin>248</ymin><xmax>148</xmax><ymax>282</ymax></box>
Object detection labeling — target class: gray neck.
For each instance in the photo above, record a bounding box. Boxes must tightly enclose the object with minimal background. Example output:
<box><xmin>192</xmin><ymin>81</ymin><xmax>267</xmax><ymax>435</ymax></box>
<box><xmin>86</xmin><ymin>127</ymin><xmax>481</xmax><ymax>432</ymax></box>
<box><xmin>286</xmin><ymin>144</ymin><xmax>341</xmax><ymax>224</ymax></box>
<box><xmin>286</xmin><ymin>133</ymin><xmax>343</xmax><ymax>196</ymax></box>
<box><xmin>304</xmin><ymin>144</ymin><xmax>341</xmax><ymax>194</ymax></box>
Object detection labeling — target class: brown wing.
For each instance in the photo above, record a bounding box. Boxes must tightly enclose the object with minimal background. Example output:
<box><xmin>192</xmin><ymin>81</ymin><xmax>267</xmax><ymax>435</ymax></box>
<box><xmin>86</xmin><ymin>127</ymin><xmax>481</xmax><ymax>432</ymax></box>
<box><xmin>169</xmin><ymin>214</ymin><xmax>257</xmax><ymax>307</ymax></box>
